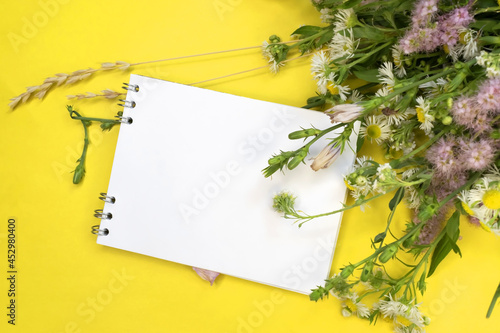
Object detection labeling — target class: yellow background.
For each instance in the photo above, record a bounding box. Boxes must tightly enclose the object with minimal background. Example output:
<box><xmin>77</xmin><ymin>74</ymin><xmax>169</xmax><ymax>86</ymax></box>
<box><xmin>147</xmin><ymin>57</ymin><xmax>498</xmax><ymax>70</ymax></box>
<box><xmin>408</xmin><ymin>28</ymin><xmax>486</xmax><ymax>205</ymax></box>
<box><xmin>1</xmin><ymin>0</ymin><xmax>499</xmax><ymax>332</ymax></box>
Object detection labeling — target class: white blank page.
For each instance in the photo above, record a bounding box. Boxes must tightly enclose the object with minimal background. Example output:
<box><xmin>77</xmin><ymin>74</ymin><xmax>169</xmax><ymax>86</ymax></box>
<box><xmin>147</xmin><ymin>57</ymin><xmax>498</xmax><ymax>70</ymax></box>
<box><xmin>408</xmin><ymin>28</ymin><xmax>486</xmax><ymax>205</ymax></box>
<box><xmin>96</xmin><ymin>74</ymin><xmax>358</xmax><ymax>294</ymax></box>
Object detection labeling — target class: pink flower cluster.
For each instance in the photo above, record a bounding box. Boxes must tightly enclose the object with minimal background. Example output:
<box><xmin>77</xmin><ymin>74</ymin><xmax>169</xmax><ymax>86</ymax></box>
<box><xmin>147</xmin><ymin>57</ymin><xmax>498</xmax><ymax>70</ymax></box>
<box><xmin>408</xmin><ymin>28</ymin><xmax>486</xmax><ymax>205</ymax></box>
<box><xmin>451</xmin><ymin>78</ymin><xmax>500</xmax><ymax>133</ymax></box>
<box><xmin>426</xmin><ymin>136</ymin><xmax>494</xmax><ymax>200</ymax></box>
<box><xmin>399</xmin><ymin>1</ymin><xmax>474</xmax><ymax>54</ymax></box>
<box><xmin>416</xmin><ymin>202</ymin><xmax>453</xmax><ymax>245</ymax></box>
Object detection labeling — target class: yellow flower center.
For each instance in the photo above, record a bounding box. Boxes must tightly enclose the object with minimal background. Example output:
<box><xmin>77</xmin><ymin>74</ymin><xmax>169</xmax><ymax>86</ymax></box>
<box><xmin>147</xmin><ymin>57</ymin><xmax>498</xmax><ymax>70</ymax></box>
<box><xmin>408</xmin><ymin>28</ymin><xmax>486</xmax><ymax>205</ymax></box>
<box><xmin>416</xmin><ymin>107</ymin><xmax>426</xmax><ymax>123</ymax></box>
<box><xmin>461</xmin><ymin>202</ymin><xmax>474</xmax><ymax>216</ymax></box>
<box><xmin>443</xmin><ymin>44</ymin><xmax>450</xmax><ymax>54</ymax></box>
<box><xmin>366</xmin><ymin>124</ymin><xmax>382</xmax><ymax>139</ymax></box>
<box><xmin>344</xmin><ymin>299</ymin><xmax>358</xmax><ymax>312</ymax></box>
<box><xmin>394</xmin><ymin>57</ymin><xmax>402</xmax><ymax>67</ymax></box>
<box><xmin>459</xmin><ymin>31</ymin><xmax>467</xmax><ymax>45</ymax></box>
<box><xmin>396</xmin><ymin>315</ymin><xmax>413</xmax><ymax>327</ymax></box>
<box><xmin>345</xmin><ymin>180</ymin><xmax>355</xmax><ymax>191</ymax></box>
<box><xmin>483</xmin><ymin>189</ymin><xmax>500</xmax><ymax>210</ymax></box>
<box><xmin>389</xmin><ymin>147</ymin><xmax>403</xmax><ymax>159</ymax></box>
<box><xmin>327</xmin><ymin>83</ymin><xmax>339</xmax><ymax>95</ymax></box>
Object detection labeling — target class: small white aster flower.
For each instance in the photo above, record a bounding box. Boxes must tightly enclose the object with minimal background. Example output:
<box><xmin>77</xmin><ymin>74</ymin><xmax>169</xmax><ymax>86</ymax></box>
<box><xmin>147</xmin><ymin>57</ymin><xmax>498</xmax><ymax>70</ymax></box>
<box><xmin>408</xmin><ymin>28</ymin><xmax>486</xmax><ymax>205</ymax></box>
<box><xmin>327</xmin><ymin>77</ymin><xmax>351</xmax><ymax>101</ymax></box>
<box><xmin>380</xmin><ymin>108</ymin><xmax>407</xmax><ymax>126</ymax></box>
<box><xmin>341</xmin><ymin>293</ymin><xmax>370</xmax><ymax>318</ymax></box>
<box><xmin>329</xmin><ymin>29</ymin><xmax>358</xmax><ymax>60</ymax></box>
<box><xmin>392</xmin><ymin>45</ymin><xmax>407</xmax><ymax>78</ymax></box>
<box><xmin>311</xmin><ymin>51</ymin><xmax>333</xmax><ymax>94</ymax></box>
<box><xmin>459</xmin><ymin>29</ymin><xmax>479</xmax><ymax>60</ymax></box>
<box><xmin>360</xmin><ymin>115</ymin><xmax>391</xmax><ymax>144</ymax></box>
<box><xmin>376</xmin><ymin>295</ymin><xmax>426</xmax><ymax>331</ymax></box>
<box><xmin>262</xmin><ymin>41</ymin><xmax>284</xmax><ymax>73</ymax></box>
<box><xmin>419</xmin><ymin>78</ymin><xmax>447</xmax><ymax>98</ymax></box>
<box><xmin>347</xmin><ymin>89</ymin><xmax>363</xmax><ymax>103</ymax></box>
<box><xmin>333</xmin><ymin>9</ymin><xmax>356</xmax><ymax>32</ymax></box>
<box><xmin>415</xmin><ymin>96</ymin><xmax>434</xmax><ymax>135</ymax></box>
<box><xmin>378</xmin><ymin>61</ymin><xmax>396</xmax><ymax>90</ymax></box>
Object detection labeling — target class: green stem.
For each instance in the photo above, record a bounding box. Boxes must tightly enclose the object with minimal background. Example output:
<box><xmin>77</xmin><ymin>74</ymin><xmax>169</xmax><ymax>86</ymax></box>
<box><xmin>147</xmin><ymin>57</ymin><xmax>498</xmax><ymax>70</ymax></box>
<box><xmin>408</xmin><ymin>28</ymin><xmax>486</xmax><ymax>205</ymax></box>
<box><xmin>436</xmin><ymin>171</ymin><xmax>482</xmax><ymax>210</ymax></box>
<box><xmin>398</xmin><ymin>130</ymin><xmax>445</xmax><ymax>161</ymax></box>
<box><xmin>347</xmin><ymin>42</ymin><xmax>393</xmax><ymax>68</ymax></box>
<box><xmin>304</xmin><ymin>123</ymin><xmax>346</xmax><ymax>150</ymax></box>
<box><xmin>70</xmin><ymin>112</ymin><xmax>121</xmax><ymax>124</ymax></box>
<box><xmin>378</xmin><ymin>187</ymin><xmax>405</xmax><ymax>248</ymax></box>
<box><xmin>292</xmin><ymin>187</ymin><xmax>398</xmax><ymax>224</ymax></box>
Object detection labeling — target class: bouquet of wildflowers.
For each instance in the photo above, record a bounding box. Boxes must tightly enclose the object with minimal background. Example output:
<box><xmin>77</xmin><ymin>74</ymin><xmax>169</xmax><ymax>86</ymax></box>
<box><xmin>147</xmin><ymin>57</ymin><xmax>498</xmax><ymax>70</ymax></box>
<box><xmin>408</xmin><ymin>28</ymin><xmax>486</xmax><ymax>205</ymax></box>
<box><xmin>263</xmin><ymin>0</ymin><xmax>500</xmax><ymax>331</ymax></box>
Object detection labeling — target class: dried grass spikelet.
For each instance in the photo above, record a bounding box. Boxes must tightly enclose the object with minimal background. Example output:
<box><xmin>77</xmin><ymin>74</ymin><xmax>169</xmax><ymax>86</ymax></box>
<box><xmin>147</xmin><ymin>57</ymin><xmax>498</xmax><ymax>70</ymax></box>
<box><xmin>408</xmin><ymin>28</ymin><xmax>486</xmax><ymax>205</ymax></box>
<box><xmin>67</xmin><ymin>89</ymin><xmax>124</xmax><ymax>100</ymax></box>
<box><xmin>9</xmin><ymin>61</ymin><xmax>131</xmax><ymax>110</ymax></box>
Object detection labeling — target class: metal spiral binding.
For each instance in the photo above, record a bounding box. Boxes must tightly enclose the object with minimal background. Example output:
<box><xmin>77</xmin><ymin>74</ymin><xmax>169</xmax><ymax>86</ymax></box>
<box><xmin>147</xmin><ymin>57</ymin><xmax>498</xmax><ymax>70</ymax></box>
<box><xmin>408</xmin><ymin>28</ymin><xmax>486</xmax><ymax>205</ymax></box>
<box><xmin>94</xmin><ymin>209</ymin><xmax>112</xmax><ymax>220</ymax></box>
<box><xmin>92</xmin><ymin>225</ymin><xmax>109</xmax><ymax>236</ymax></box>
<box><xmin>118</xmin><ymin>99</ymin><xmax>136</xmax><ymax>108</ymax></box>
<box><xmin>99</xmin><ymin>192</ymin><xmax>116</xmax><ymax>204</ymax></box>
<box><xmin>122</xmin><ymin>82</ymin><xmax>139</xmax><ymax>92</ymax></box>
<box><xmin>115</xmin><ymin>115</ymin><xmax>133</xmax><ymax>124</ymax></box>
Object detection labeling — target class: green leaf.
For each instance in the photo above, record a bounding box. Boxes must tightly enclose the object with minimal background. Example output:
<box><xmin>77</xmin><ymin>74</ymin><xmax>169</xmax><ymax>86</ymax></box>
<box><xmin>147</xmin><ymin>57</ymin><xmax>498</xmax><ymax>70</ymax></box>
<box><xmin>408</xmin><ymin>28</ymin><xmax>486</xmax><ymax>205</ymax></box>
<box><xmin>315</xmin><ymin>29</ymin><xmax>334</xmax><ymax>48</ymax></box>
<box><xmin>487</xmin><ymin>282</ymin><xmax>500</xmax><ymax>318</ymax></box>
<box><xmin>352</xmin><ymin>27</ymin><xmax>386</xmax><ymax>41</ymax></box>
<box><xmin>291</xmin><ymin>25</ymin><xmax>321</xmax><ymax>38</ymax></box>
<box><xmin>321</xmin><ymin>0</ymin><xmax>343</xmax><ymax>5</ymax></box>
<box><xmin>356</xmin><ymin>135</ymin><xmax>364</xmax><ymax>153</ymax></box>
<box><xmin>427</xmin><ymin>211</ymin><xmax>461</xmax><ymax>277</ymax></box>
<box><xmin>353</xmin><ymin>69</ymin><xmax>380</xmax><ymax>83</ymax></box>
<box><xmin>388</xmin><ymin>187</ymin><xmax>405</xmax><ymax>211</ymax></box>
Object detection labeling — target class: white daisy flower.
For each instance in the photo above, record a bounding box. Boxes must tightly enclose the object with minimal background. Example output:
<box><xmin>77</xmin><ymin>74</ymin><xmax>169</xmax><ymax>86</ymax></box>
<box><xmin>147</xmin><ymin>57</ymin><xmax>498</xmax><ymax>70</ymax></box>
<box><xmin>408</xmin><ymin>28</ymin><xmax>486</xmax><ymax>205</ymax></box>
<box><xmin>360</xmin><ymin>115</ymin><xmax>391</xmax><ymax>144</ymax></box>
<box><xmin>329</xmin><ymin>29</ymin><xmax>358</xmax><ymax>60</ymax></box>
<box><xmin>341</xmin><ymin>293</ymin><xmax>370</xmax><ymax>318</ymax></box>
<box><xmin>333</xmin><ymin>9</ymin><xmax>356</xmax><ymax>32</ymax></box>
<box><xmin>415</xmin><ymin>96</ymin><xmax>434</xmax><ymax>135</ymax></box>
<box><xmin>419</xmin><ymin>78</ymin><xmax>447</xmax><ymax>98</ymax></box>
<box><xmin>392</xmin><ymin>45</ymin><xmax>407</xmax><ymax>78</ymax></box>
<box><xmin>327</xmin><ymin>77</ymin><xmax>351</xmax><ymax>101</ymax></box>
<box><xmin>466</xmin><ymin>176</ymin><xmax>500</xmax><ymax>227</ymax></box>
<box><xmin>378</xmin><ymin>61</ymin><xmax>396</xmax><ymax>90</ymax></box>
<box><xmin>311</xmin><ymin>51</ymin><xmax>333</xmax><ymax>94</ymax></box>
<box><xmin>348</xmin><ymin>89</ymin><xmax>363</xmax><ymax>103</ymax></box>
<box><xmin>376</xmin><ymin>295</ymin><xmax>426</xmax><ymax>332</ymax></box>
<box><xmin>380</xmin><ymin>108</ymin><xmax>407</xmax><ymax>126</ymax></box>
<box><xmin>459</xmin><ymin>29</ymin><xmax>479</xmax><ymax>60</ymax></box>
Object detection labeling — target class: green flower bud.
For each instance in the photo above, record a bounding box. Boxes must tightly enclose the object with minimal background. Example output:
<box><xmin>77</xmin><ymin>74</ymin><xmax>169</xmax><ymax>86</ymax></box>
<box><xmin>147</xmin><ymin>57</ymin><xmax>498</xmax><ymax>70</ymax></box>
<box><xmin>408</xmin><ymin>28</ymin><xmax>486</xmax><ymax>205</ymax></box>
<box><xmin>269</xmin><ymin>35</ymin><xmax>281</xmax><ymax>43</ymax></box>
<box><xmin>309</xmin><ymin>289</ymin><xmax>323</xmax><ymax>302</ymax></box>
<box><xmin>73</xmin><ymin>163</ymin><xmax>85</xmax><ymax>184</ymax></box>
<box><xmin>417</xmin><ymin>203</ymin><xmax>438</xmax><ymax>222</ymax></box>
<box><xmin>442</xmin><ymin>116</ymin><xmax>453</xmax><ymax>125</ymax></box>
<box><xmin>360</xmin><ymin>261</ymin><xmax>373</xmax><ymax>282</ymax></box>
<box><xmin>340</xmin><ymin>265</ymin><xmax>355</xmax><ymax>278</ymax></box>
<box><xmin>288</xmin><ymin>150</ymin><xmax>307</xmax><ymax>170</ymax></box>
<box><xmin>268</xmin><ymin>155</ymin><xmax>284</xmax><ymax>165</ymax></box>
<box><xmin>423</xmin><ymin>316</ymin><xmax>431</xmax><ymax>325</ymax></box>
<box><xmin>288</xmin><ymin>128</ymin><xmax>321</xmax><ymax>140</ymax></box>
<box><xmin>446</xmin><ymin>97</ymin><xmax>453</xmax><ymax>110</ymax></box>
<box><xmin>378</xmin><ymin>243</ymin><xmax>398</xmax><ymax>263</ymax></box>
<box><xmin>402</xmin><ymin>232</ymin><xmax>419</xmax><ymax>248</ymax></box>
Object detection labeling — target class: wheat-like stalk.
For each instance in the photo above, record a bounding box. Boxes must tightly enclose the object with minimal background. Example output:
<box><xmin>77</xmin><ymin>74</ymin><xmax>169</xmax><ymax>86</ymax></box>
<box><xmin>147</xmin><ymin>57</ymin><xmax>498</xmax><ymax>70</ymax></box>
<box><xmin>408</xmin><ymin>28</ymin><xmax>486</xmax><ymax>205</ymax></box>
<box><xmin>9</xmin><ymin>42</ymin><xmax>300</xmax><ymax>110</ymax></box>
<box><xmin>9</xmin><ymin>62</ymin><xmax>130</xmax><ymax>110</ymax></box>
<box><xmin>67</xmin><ymin>89</ymin><xmax>124</xmax><ymax>100</ymax></box>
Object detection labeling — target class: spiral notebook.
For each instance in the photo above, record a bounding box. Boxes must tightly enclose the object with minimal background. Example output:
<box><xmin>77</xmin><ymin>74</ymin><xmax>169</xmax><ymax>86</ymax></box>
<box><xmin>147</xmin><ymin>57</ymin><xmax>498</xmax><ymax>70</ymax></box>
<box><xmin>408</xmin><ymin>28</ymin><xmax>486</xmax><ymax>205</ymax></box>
<box><xmin>92</xmin><ymin>74</ymin><xmax>358</xmax><ymax>294</ymax></box>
